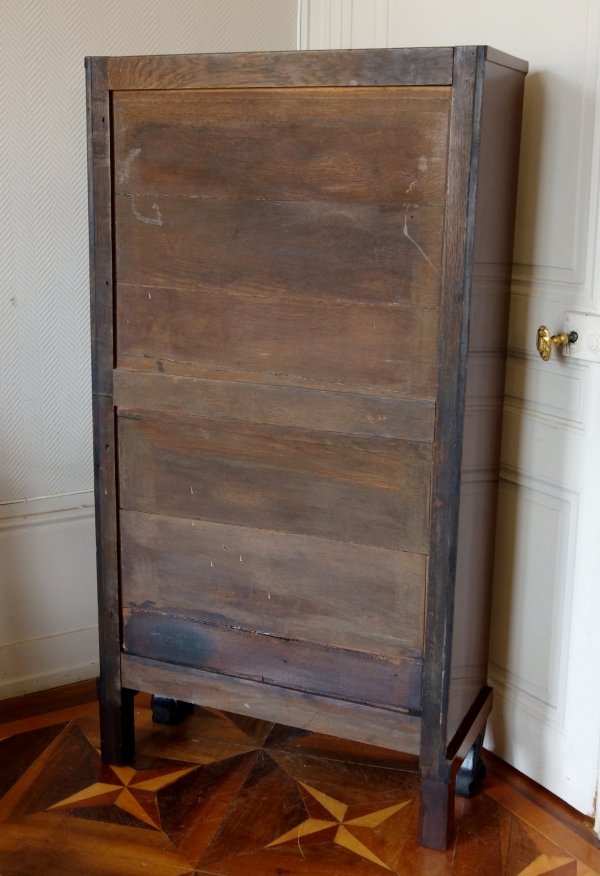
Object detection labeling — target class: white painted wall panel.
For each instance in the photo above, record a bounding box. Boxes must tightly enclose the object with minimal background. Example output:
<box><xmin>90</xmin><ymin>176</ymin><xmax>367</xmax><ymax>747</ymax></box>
<box><xmin>301</xmin><ymin>0</ymin><xmax>600</xmax><ymax>817</ymax></box>
<box><xmin>0</xmin><ymin>0</ymin><xmax>297</xmax><ymax>700</ymax></box>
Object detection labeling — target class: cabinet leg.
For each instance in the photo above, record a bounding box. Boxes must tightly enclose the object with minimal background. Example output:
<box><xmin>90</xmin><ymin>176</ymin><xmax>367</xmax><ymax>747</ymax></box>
<box><xmin>98</xmin><ymin>681</ymin><xmax>136</xmax><ymax>766</ymax></box>
<box><xmin>456</xmin><ymin>730</ymin><xmax>486</xmax><ymax>797</ymax></box>
<box><xmin>418</xmin><ymin>777</ymin><xmax>454</xmax><ymax>850</ymax></box>
<box><xmin>151</xmin><ymin>695</ymin><xmax>194</xmax><ymax>726</ymax></box>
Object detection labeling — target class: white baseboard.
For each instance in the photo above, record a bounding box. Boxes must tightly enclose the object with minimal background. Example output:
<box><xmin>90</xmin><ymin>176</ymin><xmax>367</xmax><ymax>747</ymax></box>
<box><xmin>0</xmin><ymin>626</ymin><xmax>99</xmax><ymax>701</ymax></box>
<box><xmin>0</xmin><ymin>495</ymin><xmax>100</xmax><ymax>702</ymax></box>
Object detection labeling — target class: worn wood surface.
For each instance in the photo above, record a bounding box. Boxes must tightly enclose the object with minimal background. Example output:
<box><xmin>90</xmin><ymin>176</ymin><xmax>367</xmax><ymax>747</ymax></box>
<box><xmin>118</xmin><ymin>411</ymin><xmax>432</xmax><ymax>553</ymax></box>
<box><xmin>120</xmin><ymin>509</ymin><xmax>426</xmax><ymax>658</ymax></box>
<box><xmin>123</xmin><ymin>610</ymin><xmax>422</xmax><ymax>713</ymax></box>
<box><xmin>419</xmin><ymin>48</ymin><xmax>484</xmax><ymax>795</ymax></box>
<box><xmin>116</xmin><ymin>281</ymin><xmax>440</xmax><ymax>399</ymax></box>
<box><xmin>122</xmin><ymin>654</ymin><xmax>422</xmax><ymax>755</ymax></box>
<box><xmin>107</xmin><ymin>47</ymin><xmax>454</xmax><ymax>90</ymax></box>
<box><xmin>86</xmin><ymin>56</ymin><xmax>134</xmax><ymax>766</ymax></box>
<box><xmin>115</xmin><ymin>196</ymin><xmax>444</xmax><ymax>310</ymax></box>
<box><xmin>418</xmin><ymin>779</ymin><xmax>455</xmax><ymax>850</ymax></box>
<box><xmin>447</xmin><ymin>60</ymin><xmax>526</xmax><ymax>742</ymax></box>
<box><xmin>113</xmin><ymin>371</ymin><xmax>436</xmax><ymax>441</ymax></box>
<box><xmin>113</xmin><ymin>87</ymin><xmax>450</xmax><ymax>204</ymax></box>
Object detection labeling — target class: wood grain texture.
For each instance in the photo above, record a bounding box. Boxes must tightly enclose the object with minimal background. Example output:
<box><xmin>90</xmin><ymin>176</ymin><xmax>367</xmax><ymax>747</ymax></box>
<box><xmin>0</xmin><ymin>691</ymin><xmax>591</xmax><ymax>874</ymax></box>
<box><xmin>121</xmin><ymin>654</ymin><xmax>422</xmax><ymax>755</ymax></box>
<box><xmin>115</xmin><ymin>196</ymin><xmax>444</xmax><ymax>311</ymax></box>
<box><xmin>113</xmin><ymin>370</ymin><xmax>436</xmax><ymax>441</ymax></box>
<box><xmin>120</xmin><ymin>510</ymin><xmax>426</xmax><ymax>658</ymax></box>
<box><xmin>107</xmin><ymin>47</ymin><xmax>454</xmax><ymax>90</ymax></box>
<box><xmin>113</xmin><ymin>87</ymin><xmax>450</xmax><ymax>205</ymax></box>
<box><xmin>116</xmin><ymin>285</ymin><xmax>440</xmax><ymax>400</ymax></box>
<box><xmin>123</xmin><ymin>610</ymin><xmax>423</xmax><ymax>713</ymax></box>
<box><xmin>419</xmin><ymin>45</ymin><xmax>485</xmax><ymax>784</ymax></box>
<box><xmin>86</xmin><ymin>56</ymin><xmax>134</xmax><ymax>766</ymax></box>
<box><xmin>448</xmin><ymin>60</ymin><xmax>526</xmax><ymax>742</ymax></box>
<box><xmin>117</xmin><ymin>411</ymin><xmax>432</xmax><ymax>553</ymax></box>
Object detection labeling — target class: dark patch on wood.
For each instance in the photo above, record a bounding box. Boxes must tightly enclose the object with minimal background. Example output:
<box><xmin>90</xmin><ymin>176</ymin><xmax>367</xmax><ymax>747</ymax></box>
<box><xmin>123</xmin><ymin>609</ymin><xmax>423</xmax><ymax>713</ymax></box>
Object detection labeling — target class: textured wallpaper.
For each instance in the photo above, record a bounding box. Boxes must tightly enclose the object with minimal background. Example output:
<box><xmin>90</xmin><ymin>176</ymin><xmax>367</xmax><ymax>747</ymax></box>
<box><xmin>0</xmin><ymin>0</ymin><xmax>297</xmax><ymax>504</ymax></box>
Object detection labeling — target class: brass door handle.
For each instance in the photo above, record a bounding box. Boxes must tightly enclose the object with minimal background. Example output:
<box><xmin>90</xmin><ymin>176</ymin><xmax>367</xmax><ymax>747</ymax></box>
<box><xmin>536</xmin><ymin>326</ymin><xmax>578</xmax><ymax>361</ymax></box>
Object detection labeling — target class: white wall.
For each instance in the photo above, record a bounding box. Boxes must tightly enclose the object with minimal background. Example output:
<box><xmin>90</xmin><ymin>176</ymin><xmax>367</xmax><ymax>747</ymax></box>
<box><xmin>0</xmin><ymin>0</ymin><xmax>297</xmax><ymax>700</ymax></box>
<box><xmin>299</xmin><ymin>0</ymin><xmax>600</xmax><ymax>816</ymax></box>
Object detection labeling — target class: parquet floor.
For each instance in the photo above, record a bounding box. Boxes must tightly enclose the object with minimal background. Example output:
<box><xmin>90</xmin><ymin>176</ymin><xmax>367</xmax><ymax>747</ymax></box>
<box><xmin>0</xmin><ymin>691</ymin><xmax>599</xmax><ymax>875</ymax></box>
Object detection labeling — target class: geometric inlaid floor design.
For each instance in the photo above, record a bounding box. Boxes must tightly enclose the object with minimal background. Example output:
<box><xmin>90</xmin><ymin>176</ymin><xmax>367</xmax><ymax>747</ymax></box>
<box><xmin>0</xmin><ymin>694</ymin><xmax>598</xmax><ymax>875</ymax></box>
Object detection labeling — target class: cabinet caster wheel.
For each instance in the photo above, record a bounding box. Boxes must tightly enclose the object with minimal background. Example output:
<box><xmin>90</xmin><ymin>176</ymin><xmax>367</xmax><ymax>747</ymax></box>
<box><xmin>456</xmin><ymin>730</ymin><xmax>487</xmax><ymax>797</ymax></box>
<box><xmin>151</xmin><ymin>695</ymin><xmax>193</xmax><ymax>726</ymax></box>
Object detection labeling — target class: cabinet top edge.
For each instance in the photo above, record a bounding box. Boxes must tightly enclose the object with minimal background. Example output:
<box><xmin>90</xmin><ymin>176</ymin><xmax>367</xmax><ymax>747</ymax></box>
<box><xmin>88</xmin><ymin>47</ymin><xmax>527</xmax><ymax>92</ymax></box>
<box><xmin>86</xmin><ymin>46</ymin><xmax>527</xmax><ymax>70</ymax></box>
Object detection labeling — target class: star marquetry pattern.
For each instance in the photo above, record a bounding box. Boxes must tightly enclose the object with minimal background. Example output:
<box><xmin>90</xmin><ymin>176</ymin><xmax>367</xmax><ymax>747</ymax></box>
<box><xmin>268</xmin><ymin>782</ymin><xmax>410</xmax><ymax>871</ymax></box>
<box><xmin>47</xmin><ymin>762</ymin><xmax>197</xmax><ymax>829</ymax></box>
<box><xmin>516</xmin><ymin>855</ymin><xmax>578</xmax><ymax>876</ymax></box>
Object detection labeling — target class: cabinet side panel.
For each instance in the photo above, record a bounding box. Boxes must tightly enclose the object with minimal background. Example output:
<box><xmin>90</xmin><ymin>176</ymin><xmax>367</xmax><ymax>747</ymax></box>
<box><xmin>447</xmin><ymin>60</ymin><xmax>526</xmax><ymax>741</ymax></box>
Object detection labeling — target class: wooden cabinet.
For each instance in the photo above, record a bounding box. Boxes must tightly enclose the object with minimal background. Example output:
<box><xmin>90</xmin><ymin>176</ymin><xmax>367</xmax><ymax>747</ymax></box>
<box><xmin>87</xmin><ymin>45</ymin><xmax>527</xmax><ymax>850</ymax></box>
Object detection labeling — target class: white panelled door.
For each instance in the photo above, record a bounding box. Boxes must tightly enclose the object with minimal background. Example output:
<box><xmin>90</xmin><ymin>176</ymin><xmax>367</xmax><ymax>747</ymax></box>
<box><xmin>299</xmin><ymin>0</ymin><xmax>600</xmax><ymax>819</ymax></box>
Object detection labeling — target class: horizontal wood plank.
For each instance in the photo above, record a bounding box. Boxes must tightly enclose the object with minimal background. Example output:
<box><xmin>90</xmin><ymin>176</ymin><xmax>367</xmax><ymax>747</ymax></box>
<box><xmin>113</xmin><ymin>87</ymin><xmax>450</xmax><ymax>205</ymax></box>
<box><xmin>107</xmin><ymin>48</ymin><xmax>454</xmax><ymax>90</ymax></box>
<box><xmin>117</xmin><ymin>284</ymin><xmax>440</xmax><ymax>398</ymax></box>
<box><xmin>121</xmin><ymin>653</ymin><xmax>422</xmax><ymax>755</ymax></box>
<box><xmin>117</xmin><ymin>287</ymin><xmax>440</xmax><ymax>400</ymax></box>
<box><xmin>120</xmin><ymin>510</ymin><xmax>426</xmax><ymax>657</ymax></box>
<box><xmin>113</xmin><ymin>370</ymin><xmax>436</xmax><ymax>441</ymax></box>
<box><xmin>118</xmin><ymin>412</ymin><xmax>432</xmax><ymax>552</ymax></box>
<box><xmin>123</xmin><ymin>609</ymin><xmax>422</xmax><ymax>712</ymax></box>
<box><xmin>115</xmin><ymin>195</ymin><xmax>444</xmax><ymax>310</ymax></box>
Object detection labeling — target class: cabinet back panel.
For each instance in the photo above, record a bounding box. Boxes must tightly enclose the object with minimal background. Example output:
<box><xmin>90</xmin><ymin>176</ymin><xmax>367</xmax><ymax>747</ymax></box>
<box><xmin>112</xmin><ymin>87</ymin><xmax>450</xmax><ymax>205</ymax></box>
<box><xmin>118</xmin><ymin>411</ymin><xmax>432</xmax><ymax>554</ymax></box>
<box><xmin>116</xmin><ymin>280</ymin><xmax>440</xmax><ymax>398</ymax></box>
<box><xmin>113</xmin><ymin>370</ymin><xmax>436</xmax><ymax>442</ymax></box>
<box><xmin>122</xmin><ymin>608</ymin><xmax>422</xmax><ymax>713</ymax></box>
<box><xmin>114</xmin><ymin>85</ymin><xmax>449</xmax><ymax>397</ymax></box>
<box><xmin>120</xmin><ymin>509</ymin><xmax>426</xmax><ymax>658</ymax></box>
<box><xmin>111</xmin><ymin>82</ymin><xmax>445</xmax><ymax>712</ymax></box>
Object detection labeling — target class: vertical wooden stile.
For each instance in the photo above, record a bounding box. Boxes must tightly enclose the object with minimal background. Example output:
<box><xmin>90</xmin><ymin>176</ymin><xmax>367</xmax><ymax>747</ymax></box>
<box><xmin>418</xmin><ymin>45</ymin><xmax>486</xmax><ymax>848</ymax></box>
<box><xmin>86</xmin><ymin>56</ymin><xmax>134</xmax><ymax>764</ymax></box>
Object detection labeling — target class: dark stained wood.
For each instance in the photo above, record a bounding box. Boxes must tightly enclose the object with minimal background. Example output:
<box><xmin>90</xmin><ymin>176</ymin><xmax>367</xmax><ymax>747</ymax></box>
<box><xmin>107</xmin><ymin>47</ymin><xmax>455</xmax><ymax>91</ymax></box>
<box><xmin>123</xmin><ymin>610</ymin><xmax>423</xmax><ymax>713</ymax></box>
<box><xmin>113</xmin><ymin>371</ymin><xmax>436</xmax><ymax>442</ymax></box>
<box><xmin>418</xmin><ymin>45</ymin><xmax>485</xmax><ymax>848</ymax></box>
<box><xmin>120</xmin><ymin>510</ymin><xmax>426</xmax><ymax>658</ymax></box>
<box><xmin>446</xmin><ymin>686</ymin><xmax>493</xmax><ymax>763</ymax></box>
<box><xmin>447</xmin><ymin>60</ymin><xmax>527</xmax><ymax>741</ymax></box>
<box><xmin>418</xmin><ymin>778</ymin><xmax>454</xmax><ymax>850</ymax></box>
<box><xmin>115</xmin><ymin>197</ymin><xmax>444</xmax><ymax>312</ymax></box>
<box><xmin>121</xmin><ymin>654</ymin><xmax>422</xmax><ymax>755</ymax></box>
<box><xmin>117</xmin><ymin>411</ymin><xmax>432</xmax><ymax>553</ymax></box>
<box><xmin>113</xmin><ymin>87</ymin><xmax>450</xmax><ymax>204</ymax></box>
<box><xmin>86</xmin><ymin>56</ymin><xmax>134</xmax><ymax>767</ymax></box>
